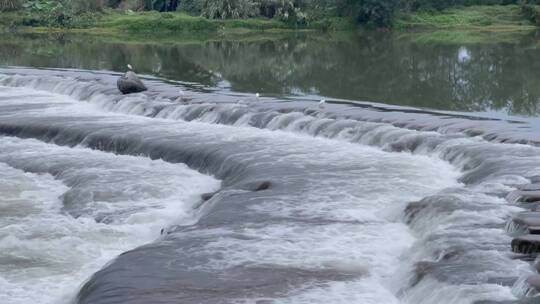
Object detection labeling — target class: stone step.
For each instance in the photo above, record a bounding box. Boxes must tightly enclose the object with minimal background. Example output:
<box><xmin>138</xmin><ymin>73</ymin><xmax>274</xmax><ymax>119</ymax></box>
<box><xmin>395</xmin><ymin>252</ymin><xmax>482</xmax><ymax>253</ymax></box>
<box><xmin>519</xmin><ymin>184</ymin><xmax>540</xmax><ymax>191</ymax></box>
<box><xmin>528</xmin><ymin>274</ymin><xmax>540</xmax><ymax>288</ymax></box>
<box><xmin>529</xmin><ymin>226</ymin><xmax>540</xmax><ymax>234</ymax></box>
<box><xmin>526</xmin><ymin>275</ymin><xmax>540</xmax><ymax>296</ymax></box>
<box><xmin>506</xmin><ymin>190</ymin><xmax>540</xmax><ymax>204</ymax></box>
<box><xmin>513</xmin><ymin>212</ymin><xmax>540</xmax><ymax>227</ymax></box>
<box><xmin>512</xmin><ymin>235</ymin><xmax>540</xmax><ymax>254</ymax></box>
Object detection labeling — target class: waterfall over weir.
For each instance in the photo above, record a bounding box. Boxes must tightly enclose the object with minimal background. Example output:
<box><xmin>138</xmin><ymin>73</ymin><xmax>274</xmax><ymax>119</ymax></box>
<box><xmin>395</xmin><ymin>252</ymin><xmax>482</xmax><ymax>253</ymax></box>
<box><xmin>0</xmin><ymin>68</ymin><xmax>539</xmax><ymax>304</ymax></box>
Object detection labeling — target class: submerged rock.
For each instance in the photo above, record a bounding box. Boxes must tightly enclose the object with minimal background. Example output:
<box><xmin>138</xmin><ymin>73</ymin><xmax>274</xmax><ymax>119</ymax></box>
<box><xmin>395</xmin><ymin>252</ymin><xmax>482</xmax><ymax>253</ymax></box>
<box><xmin>201</xmin><ymin>192</ymin><xmax>216</xmax><ymax>201</ymax></box>
<box><xmin>117</xmin><ymin>65</ymin><xmax>147</xmax><ymax>94</ymax></box>
<box><xmin>241</xmin><ymin>180</ymin><xmax>272</xmax><ymax>192</ymax></box>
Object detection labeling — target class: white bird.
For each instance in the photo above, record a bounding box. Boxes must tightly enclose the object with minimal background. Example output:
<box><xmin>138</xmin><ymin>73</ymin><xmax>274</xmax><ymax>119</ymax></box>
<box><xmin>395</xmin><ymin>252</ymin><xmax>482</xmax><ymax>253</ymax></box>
<box><xmin>319</xmin><ymin>99</ymin><xmax>326</xmax><ymax>109</ymax></box>
<box><xmin>256</xmin><ymin>93</ymin><xmax>260</xmax><ymax>100</ymax></box>
<box><xmin>176</xmin><ymin>89</ymin><xmax>192</xmax><ymax>104</ymax></box>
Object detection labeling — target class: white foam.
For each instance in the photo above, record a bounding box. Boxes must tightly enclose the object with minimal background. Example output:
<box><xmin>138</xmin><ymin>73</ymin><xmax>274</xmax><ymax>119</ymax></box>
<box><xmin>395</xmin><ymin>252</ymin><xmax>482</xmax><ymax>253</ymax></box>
<box><xmin>402</xmin><ymin>277</ymin><xmax>516</xmax><ymax>304</ymax></box>
<box><xmin>0</xmin><ymin>137</ymin><xmax>220</xmax><ymax>304</ymax></box>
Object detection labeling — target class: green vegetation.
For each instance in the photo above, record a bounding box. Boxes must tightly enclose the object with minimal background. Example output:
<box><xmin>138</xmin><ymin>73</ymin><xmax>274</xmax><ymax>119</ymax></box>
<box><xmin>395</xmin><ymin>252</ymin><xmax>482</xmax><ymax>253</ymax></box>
<box><xmin>522</xmin><ymin>3</ymin><xmax>540</xmax><ymax>25</ymax></box>
<box><xmin>0</xmin><ymin>0</ymin><xmax>539</xmax><ymax>36</ymax></box>
<box><xmin>395</xmin><ymin>5</ymin><xmax>535</xmax><ymax>30</ymax></box>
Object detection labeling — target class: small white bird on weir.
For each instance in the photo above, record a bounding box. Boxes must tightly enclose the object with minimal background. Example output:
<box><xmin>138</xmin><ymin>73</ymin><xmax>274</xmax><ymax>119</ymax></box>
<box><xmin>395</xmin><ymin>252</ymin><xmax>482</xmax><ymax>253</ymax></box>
<box><xmin>176</xmin><ymin>89</ymin><xmax>192</xmax><ymax>104</ymax></box>
<box><xmin>255</xmin><ymin>93</ymin><xmax>260</xmax><ymax>101</ymax></box>
<box><xmin>319</xmin><ymin>99</ymin><xmax>326</xmax><ymax>110</ymax></box>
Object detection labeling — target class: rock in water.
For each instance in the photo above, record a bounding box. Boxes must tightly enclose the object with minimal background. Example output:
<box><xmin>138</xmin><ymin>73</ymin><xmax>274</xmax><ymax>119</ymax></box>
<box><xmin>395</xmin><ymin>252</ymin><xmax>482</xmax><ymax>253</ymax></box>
<box><xmin>117</xmin><ymin>70</ymin><xmax>147</xmax><ymax>94</ymax></box>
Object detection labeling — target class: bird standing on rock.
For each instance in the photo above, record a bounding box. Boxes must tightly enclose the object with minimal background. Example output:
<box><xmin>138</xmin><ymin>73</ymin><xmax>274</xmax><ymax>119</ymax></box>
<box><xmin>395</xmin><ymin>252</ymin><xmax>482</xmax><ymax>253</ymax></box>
<box><xmin>117</xmin><ymin>64</ymin><xmax>147</xmax><ymax>95</ymax></box>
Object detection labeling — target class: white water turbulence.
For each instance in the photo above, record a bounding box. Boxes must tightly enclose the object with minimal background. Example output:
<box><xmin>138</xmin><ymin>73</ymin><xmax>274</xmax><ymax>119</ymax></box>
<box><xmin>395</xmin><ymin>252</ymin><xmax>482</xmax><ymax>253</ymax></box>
<box><xmin>0</xmin><ymin>69</ymin><xmax>540</xmax><ymax>304</ymax></box>
<box><xmin>0</xmin><ymin>136</ymin><xmax>220</xmax><ymax>304</ymax></box>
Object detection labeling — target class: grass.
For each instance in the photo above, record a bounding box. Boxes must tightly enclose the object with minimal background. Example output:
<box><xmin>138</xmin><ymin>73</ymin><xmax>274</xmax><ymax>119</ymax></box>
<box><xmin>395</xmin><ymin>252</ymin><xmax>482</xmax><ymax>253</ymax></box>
<box><xmin>0</xmin><ymin>9</ymin><xmax>355</xmax><ymax>35</ymax></box>
<box><xmin>393</xmin><ymin>5</ymin><xmax>537</xmax><ymax>44</ymax></box>
<box><xmin>97</xmin><ymin>11</ymin><xmax>292</xmax><ymax>33</ymax></box>
<box><xmin>0</xmin><ymin>12</ymin><xmax>20</xmax><ymax>31</ymax></box>
<box><xmin>395</xmin><ymin>5</ymin><xmax>535</xmax><ymax>31</ymax></box>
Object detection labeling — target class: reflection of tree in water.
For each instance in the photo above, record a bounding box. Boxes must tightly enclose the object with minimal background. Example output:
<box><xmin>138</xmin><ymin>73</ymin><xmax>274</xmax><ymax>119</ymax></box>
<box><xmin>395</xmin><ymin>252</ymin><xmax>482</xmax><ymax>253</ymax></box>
<box><xmin>186</xmin><ymin>33</ymin><xmax>540</xmax><ymax>116</ymax></box>
<box><xmin>0</xmin><ymin>34</ymin><xmax>218</xmax><ymax>86</ymax></box>
<box><xmin>1</xmin><ymin>32</ymin><xmax>540</xmax><ymax>116</ymax></box>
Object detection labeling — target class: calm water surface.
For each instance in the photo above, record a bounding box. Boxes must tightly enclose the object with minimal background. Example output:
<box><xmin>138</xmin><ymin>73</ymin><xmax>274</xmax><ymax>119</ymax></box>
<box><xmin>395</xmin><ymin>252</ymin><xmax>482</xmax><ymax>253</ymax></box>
<box><xmin>1</xmin><ymin>31</ymin><xmax>540</xmax><ymax>118</ymax></box>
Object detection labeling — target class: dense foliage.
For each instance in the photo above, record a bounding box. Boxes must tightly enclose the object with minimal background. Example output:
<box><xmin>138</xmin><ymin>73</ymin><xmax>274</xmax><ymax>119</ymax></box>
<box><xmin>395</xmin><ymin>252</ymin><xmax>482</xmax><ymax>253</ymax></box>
<box><xmin>0</xmin><ymin>0</ymin><xmax>537</xmax><ymax>28</ymax></box>
<box><xmin>201</xmin><ymin>0</ymin><xmax>257</xmax><ymax>19</ymax></box>
<box><xmin>522</xmin><ymin>1</ymin><xmax>540</xmax><ymax>24</ymax></box>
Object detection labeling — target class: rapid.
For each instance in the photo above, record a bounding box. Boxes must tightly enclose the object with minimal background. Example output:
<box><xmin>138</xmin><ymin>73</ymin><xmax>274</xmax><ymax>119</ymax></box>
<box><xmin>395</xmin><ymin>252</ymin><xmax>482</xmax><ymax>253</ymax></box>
<box><xmin>0</xmin><ymin>68</ymin><xmax>538</xmax><ymax>304</ymax></box>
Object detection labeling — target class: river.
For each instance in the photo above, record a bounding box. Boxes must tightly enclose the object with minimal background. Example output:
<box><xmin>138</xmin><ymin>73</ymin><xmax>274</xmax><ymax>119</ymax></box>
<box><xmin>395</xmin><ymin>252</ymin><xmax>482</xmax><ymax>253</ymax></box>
<box><xmin>0</xmin><ymin>31</ymin><xmax>539</xmax><ymax>304</ymax></box>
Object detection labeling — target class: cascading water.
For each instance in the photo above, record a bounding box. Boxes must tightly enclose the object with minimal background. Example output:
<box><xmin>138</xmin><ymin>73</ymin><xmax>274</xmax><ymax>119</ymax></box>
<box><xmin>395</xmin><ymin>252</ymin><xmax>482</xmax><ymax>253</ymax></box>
<box><xmin>0</xmin><ymin>68</ymin><xmax>539</xmax><ymax>304</ymax></box>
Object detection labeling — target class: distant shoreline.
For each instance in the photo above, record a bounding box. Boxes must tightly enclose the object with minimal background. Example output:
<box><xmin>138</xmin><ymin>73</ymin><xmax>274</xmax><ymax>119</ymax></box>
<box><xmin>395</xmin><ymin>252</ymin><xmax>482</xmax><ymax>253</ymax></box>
<box><xmin>0</xmin><ymin>5</ymin><xmax>538</xmax><ymax>44</ymax></box>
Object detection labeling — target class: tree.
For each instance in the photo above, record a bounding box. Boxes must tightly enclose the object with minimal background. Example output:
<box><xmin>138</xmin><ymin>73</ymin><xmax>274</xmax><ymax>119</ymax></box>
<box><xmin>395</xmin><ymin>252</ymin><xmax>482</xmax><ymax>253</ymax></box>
<box><xmin>201</xmin><ymin>0</ymin><xmax>258</xmax><ymax>19</ymax></box>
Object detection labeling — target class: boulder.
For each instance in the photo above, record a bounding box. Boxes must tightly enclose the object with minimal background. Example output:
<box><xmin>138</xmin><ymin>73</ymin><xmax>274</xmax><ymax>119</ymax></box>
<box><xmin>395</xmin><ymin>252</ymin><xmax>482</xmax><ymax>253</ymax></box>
<box><xmin>512</xmin><ymin>235</ymin><xmax>540</xmax><ymax>254</ymax></box>
<box><xmin>117</xmin><ymin>71</ymin><xmax>147</xmax><ymax>94</ymax></box>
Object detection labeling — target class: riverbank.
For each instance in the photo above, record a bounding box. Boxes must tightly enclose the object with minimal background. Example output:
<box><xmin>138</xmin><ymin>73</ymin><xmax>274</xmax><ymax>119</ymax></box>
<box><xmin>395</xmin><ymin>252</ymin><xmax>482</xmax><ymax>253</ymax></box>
<box><xmin>395</xmin><ymin>5</ymin><xmax>535</xmax><ymax>31</ymax></box>
<box><xmin>0</xmin><ymin>5</ymin><xmax>538</xmax><ymax>44</ymax></box>
<box><xmin>0</xmin><ymin>10</ymin><xmax>355</xmax><ymax>35</ymax></box>
<box><xmin>395</xmin><ymin>5</ymin><xmax>538</xmax><ymax>44</ymax></box>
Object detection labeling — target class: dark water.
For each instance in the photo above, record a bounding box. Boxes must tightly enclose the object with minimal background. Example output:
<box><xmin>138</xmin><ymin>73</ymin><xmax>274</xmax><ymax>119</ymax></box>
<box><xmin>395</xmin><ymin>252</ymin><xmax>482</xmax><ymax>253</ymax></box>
<box><xmin>2</xmin><ymin>31</ymin><xmax>540</xmax><ymax>118</ymax></box>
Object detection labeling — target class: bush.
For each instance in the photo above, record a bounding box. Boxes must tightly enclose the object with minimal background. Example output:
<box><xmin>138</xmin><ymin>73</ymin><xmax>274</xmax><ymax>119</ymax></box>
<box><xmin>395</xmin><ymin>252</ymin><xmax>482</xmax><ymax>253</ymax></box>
<box><xmin>70</xmin><ymin>0</ymin><xmax>105</xmax><ymax>14</ymax></box>
<box><xmin>178</xmin><ymin>0</ymin><xmax>202</xmax><ymax>15</ymax></box>
<box><xmin>118</xmin><ymin>0</ymin><xmax>146</xmax><ymax>11</ymax></box>
<box><xmin>402</xmin><ymin>0</ymin><xmax>519</xmax><ymax>12</ymax></box>
<box><xmin>20</xmin><ymin>1</ymin><xmax>72</xmax><ymax>26</ymax></box>
<box><xmin>341</xmin><ymin>0</ymin><xmax>399</xmax><ymax>28</ymax></box>
<box><xmin>201</xmin><ymin>0</ymin><xmax>258</xmax><ymax>19</ymax></box>
<box><xmin>143</xmin><ymin>0</ymin><xmax>179</xmax><ymax>11</ymax></box>
<box><xmin>257</xmin><ymin>0</ymin><xmax>308</xmax><ymax>25</ymax></box>
<box><xmin>522</xmin><ymin>4</ymin><xmax>540</xmax><ymax>25</ymax></box>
